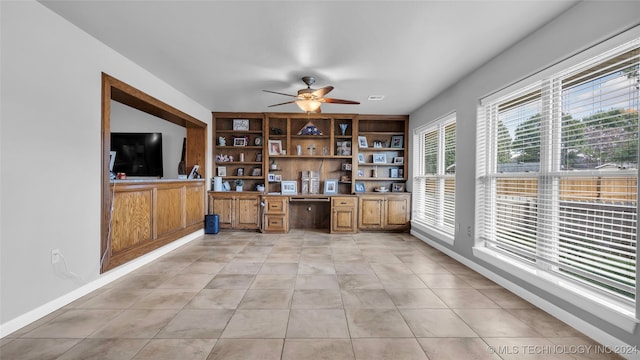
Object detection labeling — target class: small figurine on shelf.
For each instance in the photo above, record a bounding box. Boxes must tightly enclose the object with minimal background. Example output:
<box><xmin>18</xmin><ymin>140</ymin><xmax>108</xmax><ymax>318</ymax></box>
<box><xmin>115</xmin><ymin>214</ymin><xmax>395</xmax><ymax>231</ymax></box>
<box><xmin>307</xmin><ymin>143</ymin><xmax>316</xmax><ymax>155</ymax></box>
<box><xmin>234</xmin><ymin>179</ymin><xmax>244</xmax><ymax>192</ymax></box>
<box><xmin>271</xmin><ymin>159</ymin><xmax>277</xmax><ymax>170</ymax></box>
<box><xmin>218</xmin><ymin>136</ymin><xmax>226</xmax><ymax>146</ymax></box>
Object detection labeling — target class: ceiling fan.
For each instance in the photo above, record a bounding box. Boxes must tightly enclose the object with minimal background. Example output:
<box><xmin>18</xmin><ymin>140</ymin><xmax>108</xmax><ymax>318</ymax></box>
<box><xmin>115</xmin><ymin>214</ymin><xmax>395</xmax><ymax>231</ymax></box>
<box><xmin>263</xmin><ymin>76</ymin><xmax>360</xmax><ymax>113</ymax></box>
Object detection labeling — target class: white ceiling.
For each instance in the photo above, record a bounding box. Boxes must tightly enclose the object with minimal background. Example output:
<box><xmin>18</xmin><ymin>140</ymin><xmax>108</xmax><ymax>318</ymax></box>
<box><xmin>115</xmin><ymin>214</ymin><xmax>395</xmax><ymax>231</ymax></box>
<box><xmin>41</xmin><ymin>0</ymin><xmax>579</xmax><ymax>115</ymax></box>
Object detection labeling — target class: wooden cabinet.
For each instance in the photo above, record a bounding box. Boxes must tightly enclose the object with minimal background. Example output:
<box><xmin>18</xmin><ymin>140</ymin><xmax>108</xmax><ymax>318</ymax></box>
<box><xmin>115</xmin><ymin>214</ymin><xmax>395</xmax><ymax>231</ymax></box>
<box><xmin>358</xmin><ymin>193</ymin><xmax>410</xmax><ymax>231</ymax></box>
<box><xmin>208</xmin><ymin>192</ymin><xmax>260</xmax><ymax>230</ymax></box>
<box><xmin>331</xmin><ymin>196</ymin><xmax>357</xmax><ymax>233</ymax></box>
<box><xmin>262</xmin><ymin>195</ymin><xmax>289</xmax><ymax>233</ymax></box>
<box><xmin>106</xmin><ymin>180</ymin><xmax>205</xmax><ymax>271</ymax></box>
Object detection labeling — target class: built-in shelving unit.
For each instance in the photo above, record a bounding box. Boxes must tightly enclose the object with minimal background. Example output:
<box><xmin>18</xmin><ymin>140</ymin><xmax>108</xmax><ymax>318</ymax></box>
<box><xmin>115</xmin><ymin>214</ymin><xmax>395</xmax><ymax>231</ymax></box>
<box><xmin>212</xmin><ymin>112</ymin><xmax>265</xmax><ymax>192</ymax></box>
<box><xmin>212</xmin><ymin>112</ymin><xmax>408</xmax><ymax>195</ymax></box>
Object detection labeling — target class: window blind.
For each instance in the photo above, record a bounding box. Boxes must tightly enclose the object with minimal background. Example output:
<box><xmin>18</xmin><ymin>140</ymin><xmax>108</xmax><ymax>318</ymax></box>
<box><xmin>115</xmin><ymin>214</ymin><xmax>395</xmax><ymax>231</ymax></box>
<box><xmin>413</xmin><ymin>114</ymin><xmax>456</xmax><ymax>237</ymax></box>
<box><xmin>477</xmin><ymin>40</ymin><xmax>638</xmax><ymax>305</ymax></box>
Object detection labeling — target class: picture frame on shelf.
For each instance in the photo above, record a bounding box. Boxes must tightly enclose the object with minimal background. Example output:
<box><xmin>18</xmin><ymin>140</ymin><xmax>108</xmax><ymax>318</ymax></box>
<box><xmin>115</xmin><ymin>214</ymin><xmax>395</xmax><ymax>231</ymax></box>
<box><xmin>274</xmin><ymin>174</ymin><xmax>282</xmax><ymax>182</ymax></box>
<box><xmin>341</xmin><ymin>163</ymin><xmax>352</xmax><ymax>171</ymax></box>
<box><xmin>392</xmin><ymin>183</ymin><xmax>405</xmax><ymax>192</ymax></box>
<box><xmin>355</xmin><ymin>182</ymin><xmax>366</xmax><ymax>193</ymax></box>
<box><xmin>390</xmin><ymin>168</ymin><xmax>399</xmax><ymax>178</ymax></box>
<box><xmin>358</xmin><ymin>153</ymin><xmax>365</xmax><ymax>163</ymax></box>
<box><xmin>233</xmin><ymin>119</ymin><xmax>250</xmax><ymax>131</ymax></box>
<box><xmin>256</xmin><ymin>153</ymin><xmax>262</xmax><ymax>162</ymax></box>
<box><xmin>372</xmin><ymin>153</ymin><xmax>387</xmax><ymax>164</ymax></box>
<box><xmin>268</xmin><ymin>173</ymin><xmax>276</xmax><ymax>182</ymax></box>
<box><xmin>323</xmin><ymin>179</ymin><xmax>338</xmax><ymax>195</ymax></box>
<box><xmin>281</xmin><ymin>181</ymin><xmax>297</xmax><ymax>195</ymax></box>
<box><xmin>390</xmin><ymin>135</ymin><xmax>404</xmax><ymax>148</ymax></box>
<box><xmin>393</xmin><ymin>156</ymin><xmax>404</xmax><ymax>164</ymax></box>
<box><xmin>358</xmin><ymin>136</ymin><xmax>368</xmax><ymax>148</ymax></box>
<box><xmin>217</xmin><ymin>166</ymin><xmax>227</xmax><ymax>176</ymax></box>
<box><xmin>336</xmin><ymin>141</ymin><xmax>352</xmax><ymax>156</ymax></box>
<box><xmin>222</xmin><ymin>181</ymin><xmax>231</xmax><ymax>191</ymax></box>
<box><xmin>251</xmin><ymin>167</ymin><xmax>262</xmax><ymax>176</ymax></box>
<box><xmin>357</xmin><ymin>169</ymin><xmax>364</xmax><ymax>177</ymax></box>
<box><xmin>188</xmin><ymin>165</ymin><xmax>199</xmax><ymax>179</ymax></box>
<box><xmin>254</xmin><ymin>136</ymin><xmax>262</xmax><ymax>146</ymax></box>
<box><xmin>236</xmin><ymin>168</ymin><xmax>244</xmax><ymax>176</ymax></box>
<box><xmin>268</xmin><ymin>140</ymin><xmax>282</xmax><ymax>155</ymax></box>
<box><xmin>233</xmin><ymin>137</ymin><xmax>247</xmax><ymax>147</ymax></box>
<box><xmin>398</xmin><ymin>169</ymin><xmax>404</xmax><ymax>178</ymax></box>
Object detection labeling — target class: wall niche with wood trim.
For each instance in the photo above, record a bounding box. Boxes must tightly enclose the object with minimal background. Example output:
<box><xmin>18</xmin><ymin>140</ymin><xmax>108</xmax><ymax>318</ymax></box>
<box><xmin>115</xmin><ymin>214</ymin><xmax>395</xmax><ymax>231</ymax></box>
<box><xmin>101</xmin><ymin>73</ymin><xmax>207</xmax><ymax>272</ymax></box>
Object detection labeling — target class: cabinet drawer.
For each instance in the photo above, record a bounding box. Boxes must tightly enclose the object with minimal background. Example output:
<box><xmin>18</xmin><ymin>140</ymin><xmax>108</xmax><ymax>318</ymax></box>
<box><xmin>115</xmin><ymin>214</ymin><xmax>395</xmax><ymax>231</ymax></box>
<box><xmin>331</xmin><ymin>197</ymin><xmax>356</xmax><ymax>208</ymax></box>
<box><xmin>264</xmin><ymin>197</ymin><xmax>287</xmax><ymax>214</ymax></box>
<box><xmin>263</xmin><ymin>214</ymin><xmax>287</xmax><ymax>233</ymax></box>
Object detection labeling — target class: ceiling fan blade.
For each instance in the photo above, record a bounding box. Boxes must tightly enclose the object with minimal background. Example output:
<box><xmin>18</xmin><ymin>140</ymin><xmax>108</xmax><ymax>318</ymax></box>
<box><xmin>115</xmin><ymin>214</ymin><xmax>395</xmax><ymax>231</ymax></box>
<box><xmin>312</xmin><ymin>86</ymin><xmax>334</xmax><ymax>98</ymax></box>
<box><xmin>262</xmin><ymin>89</ymin><xmax>298</xmax><ymax>98</ymax></box>
<box><xmin>320</xmin><ymin>97</ymin><xmax>360</xmax><ymax>105</ymax></box>
<box><xmin>267</xmin><ymin>100</ymin><xmax>296</xmax><ymax>107</ymax></box>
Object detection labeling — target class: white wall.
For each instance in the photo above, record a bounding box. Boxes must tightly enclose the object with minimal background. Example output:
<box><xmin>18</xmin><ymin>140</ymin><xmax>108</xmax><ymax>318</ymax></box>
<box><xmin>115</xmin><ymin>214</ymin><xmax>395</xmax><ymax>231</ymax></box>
<box><xmin>110</xmin><ymin>101</ymin><xmax>186</xmax><ymax>179</ymax></box>
<box><xmin>409</xmin><ymin>0</ymin><xmax>640</xmax><ymax>351</ymax></box>
<box><xmin>0</xmin><ymin>1</ymin><xmax>211</xmax><ymax>331</ymax></box>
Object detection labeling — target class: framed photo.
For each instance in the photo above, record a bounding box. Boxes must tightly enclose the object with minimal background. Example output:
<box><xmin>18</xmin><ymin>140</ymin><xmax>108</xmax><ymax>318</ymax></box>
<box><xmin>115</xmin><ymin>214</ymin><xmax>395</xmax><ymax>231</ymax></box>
<box><xmin>233</xmin><ymin>137</ymin><xmax>247</xmax><ymax>146</ymax></box>
<box><xmin>217</xmin><ymin>166</ymin><xmax>227</xmax><ymax>176</ymax></box>
<box><xmin>355</xmin><ymin>182</ymin><xmax>366</xmax><ymax>193</ymax></box>
<box><xmin>358</xmin><ymin>136</ymin><xmax>368</xmax><ymax>148</ymax></box>
<box><xmin>398</xmin><ymin>169</ymin><xmax>404</xmax><ymax>178</ymax></box>
<box><xmin>274</xmin><ymin>174</ymin><xmax>282</xmax><ymax>182</ymax></box>
<box><xmin>372</xmin><ymin>153</ymin><xmax>387</xmax><ymax>164</ymax></box>
<box><xmin>251</xmin><ymin>167</ymin><xmax>261</xmax><ymax>176</ymax></box>
<box><xmin>268</xmin><ymin>173</ymin><xmax>276</xmax><ymax>182</ymax></box>
<box><xmin>281</xmin><ymin>180</ymin><xmax>297</xmax><ymax>195</ymax></box>
<box><xmin>236</xmin><ymin>168</ymin><xmax>244</xmax><ymax>176</ymax></box>
<box><xmin>341</xmin><ymin>163</ymin><xmax>352</xmax><ymax>171</ymax></box>
<box><xmin>336</xmin><ymin>141</ymin><xmax>351</xmax><ymax>156</ymax></box>
<box><xmin>268</xmin><ymin>140</ymin><xmax>282</xmax><ymax>155</ymax></box>
<box><xmin>222</xmin><ymin>181</ymin><xmax>231</xmax><ymax>191</ymax></box>
<box><xmin>390</xmin><ymin>168</ymin><xmax>399</xmax><ymax>178</ymax></box>
<box><xmin>357</xmin><ymin>169</ymin><xmax>364</xmax><ymax>177</ymax></box>
<box><xmin>254</xmin><ymin>136</ymin><xmax>262</xmax><ymax>146</ymax></box>
<box><xmin>256</xmin><ymin>153</ymin><xmax>263</xmax><ymax>162</ymax></box>
<box><xmin>392</xmin><ymin>183</ymin><xmax>405</xmax><ymax>192</ymax></box>
<box><xmin>393</xmin><ymin>156</ymin><xmax>404</xmax><ymax>164</ymax></box>
<box><xmin>188</xmin><ymin>165</ymin><xmax>199</xmax><ymax>179</ymax></box>
<box><xmin>390</xmin><ymin>135</ymin><xmax>404</xmax><ymax>148</ymax></box>
<box><xmin>324</xmin><ymin>179</ymin><xmax>338</xmax><ymax>195</ymax></box>
<box><xmin>233</xmin><ymin>119</ymin><xmax>250</xmax><ymax>131</ymax></box>
<box><xmin>358</xmin><ymin>153</ymin><xmax>365</xmax><ymax>163</ymax></box>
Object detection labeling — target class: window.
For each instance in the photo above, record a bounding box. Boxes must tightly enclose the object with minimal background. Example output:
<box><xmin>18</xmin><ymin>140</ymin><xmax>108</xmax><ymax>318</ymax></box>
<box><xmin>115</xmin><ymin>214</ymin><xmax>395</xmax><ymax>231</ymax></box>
<box><xmin>413</xmin><ymin>113</ymin><xmax>456</xmax><ymax>240</ymax></box>
<box><xmin>477</xmin><ymin>40</ymin><xmax>638</xmax><ymax>312</ymax></box>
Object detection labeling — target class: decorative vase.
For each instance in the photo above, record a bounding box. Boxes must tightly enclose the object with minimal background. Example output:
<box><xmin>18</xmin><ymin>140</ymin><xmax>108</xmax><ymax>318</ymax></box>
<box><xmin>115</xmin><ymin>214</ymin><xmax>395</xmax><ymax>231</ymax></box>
<box><xmin>340</xmin><ymin>123</ymin><xmax>348</xmax><ymax>136</ymax></box>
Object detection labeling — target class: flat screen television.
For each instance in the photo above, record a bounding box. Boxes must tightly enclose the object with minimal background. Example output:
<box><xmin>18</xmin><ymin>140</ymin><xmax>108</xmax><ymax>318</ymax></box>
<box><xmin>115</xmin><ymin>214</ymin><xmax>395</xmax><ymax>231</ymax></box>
<box><xmin>111</xmin><ymin>132</ymin><xmax>163</xmax><ymax>177</ymax></box>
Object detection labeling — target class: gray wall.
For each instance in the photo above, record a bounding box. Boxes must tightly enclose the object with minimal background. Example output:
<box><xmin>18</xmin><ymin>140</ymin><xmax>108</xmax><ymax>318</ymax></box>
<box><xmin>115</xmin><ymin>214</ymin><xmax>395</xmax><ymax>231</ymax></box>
<box><xmin>0</xmin><ymin>1</ymin><xmax>211</xmax><ymax>331</ymax></box>
<box><xmin>409</xmin><ymin>0</ymin><xmax>640</xmax><ymax>350</ymax></box>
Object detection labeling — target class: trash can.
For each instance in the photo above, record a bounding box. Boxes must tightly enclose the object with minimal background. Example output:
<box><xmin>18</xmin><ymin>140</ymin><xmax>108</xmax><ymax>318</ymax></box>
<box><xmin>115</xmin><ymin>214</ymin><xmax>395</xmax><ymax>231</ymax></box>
<box><xmin>205</xmin><ymin>214</ymin><xmax>219</xmax><ymax>234</ymax></box>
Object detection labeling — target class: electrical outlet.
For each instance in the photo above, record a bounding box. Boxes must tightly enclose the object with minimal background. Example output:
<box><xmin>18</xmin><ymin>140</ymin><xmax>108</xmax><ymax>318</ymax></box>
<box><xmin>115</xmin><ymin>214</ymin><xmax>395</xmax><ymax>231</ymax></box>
<box><xmin>51</xmin><ymin>249</ymin><xmax>61</xmax><ymax>264</ymax></box>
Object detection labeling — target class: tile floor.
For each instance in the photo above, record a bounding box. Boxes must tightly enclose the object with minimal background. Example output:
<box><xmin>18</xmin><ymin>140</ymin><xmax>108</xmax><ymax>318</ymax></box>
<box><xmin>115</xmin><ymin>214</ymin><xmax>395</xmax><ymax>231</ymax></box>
<box><xmin>1</xmin><ymin>230</ymin><xmax>623</xmax><ymax>359</ymax></box>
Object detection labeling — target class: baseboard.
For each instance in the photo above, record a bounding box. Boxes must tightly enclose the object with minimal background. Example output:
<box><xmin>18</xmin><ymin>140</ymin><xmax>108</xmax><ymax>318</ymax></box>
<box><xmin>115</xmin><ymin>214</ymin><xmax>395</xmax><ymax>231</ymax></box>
<box><xmin>0</xmin><ymin>230</ymin><xmax>203</xmax><ymax>338</ymax></box>
<box><xmin>410</xmin><ymin>229</ymin><xmax>640</xmax><ymax>360</ymax></box>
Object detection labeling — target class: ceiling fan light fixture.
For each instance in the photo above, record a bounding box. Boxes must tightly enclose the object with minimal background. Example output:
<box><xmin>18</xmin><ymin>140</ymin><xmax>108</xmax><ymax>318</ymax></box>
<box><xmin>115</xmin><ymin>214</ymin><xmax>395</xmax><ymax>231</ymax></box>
<box><xmin>295</xmin><ymin>99</ymin><xmax>322</xmax><ymax>113</ymax></box>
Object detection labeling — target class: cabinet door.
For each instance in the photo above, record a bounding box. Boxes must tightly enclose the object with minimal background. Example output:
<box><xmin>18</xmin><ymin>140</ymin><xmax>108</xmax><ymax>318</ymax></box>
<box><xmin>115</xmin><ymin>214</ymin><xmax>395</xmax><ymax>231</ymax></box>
<box><xmin>210</xmin><ymin>196</ymin><xmax>234</xmax><ymax>228</ymax></box>
<box><xmin>385</xmin><ymin>196</ymin><xmax>410</xmax><ymax>229</ymax></box>
<box><xmin>358</xmin><ymin>196</ymin><xmax>385</xmax><ymax>230</ymax></box>
<box><xmin>331</xmin><ymin>197</ymin><xmax>357</xmax><ymax>233</ymax></box>
<box><xmin>236</xmin><ymin>196</ymin><xmax>260</xmax><ymax>229</ymax></box>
